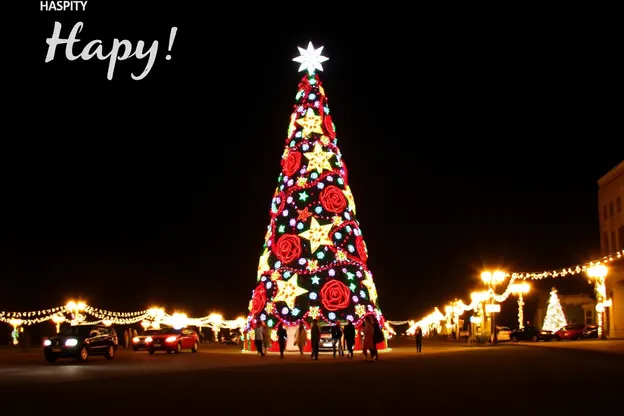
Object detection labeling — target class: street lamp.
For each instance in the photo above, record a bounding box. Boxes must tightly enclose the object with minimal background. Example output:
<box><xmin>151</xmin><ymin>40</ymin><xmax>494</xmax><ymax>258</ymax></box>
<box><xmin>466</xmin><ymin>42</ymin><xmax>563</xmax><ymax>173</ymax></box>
<box><xmin>208</xmin><ymin>313</ymin><xmax>223</xmax><ymax>342</ymax></box>
<box><xmin>509</xmin><ymin>282</ymin><xmax>530</xmax><ymax>329</ymax></box>
<box><xmin>587</xmin><ymin>264</ymin><xmax>609</xmax><ymax>339</ymax></box>
<box><xmin>141</xmin><ymin>320</ymin><xmax>151</xmax><ymax>331</ymax></box>
<box><xmin>235</xmin><ymin>316</ymin><xmax>246</xmax><ymax>332</ymax></box>
<box><xmin>65</xmin><ymin>301</ymin><xmax>86</xmax><ymax>325</ymax></box>
<box><xmin>147</xmin><ymin>307</ymin><xmax>165</xmax><ymax>329</ymax></box>
<box><xmin>51</xmin><ymin>314</ymin><xmax>65</xmax><ymax>333</ymax></box>
<box><xmin>8</xmin><ymin>319</ymin><xmax>22</xmax><ymax>345</ymax></box>
<box><xmin>481</xmin><ymin>270</ymin><xmax>506</xmax><ymax>344</ymax></box>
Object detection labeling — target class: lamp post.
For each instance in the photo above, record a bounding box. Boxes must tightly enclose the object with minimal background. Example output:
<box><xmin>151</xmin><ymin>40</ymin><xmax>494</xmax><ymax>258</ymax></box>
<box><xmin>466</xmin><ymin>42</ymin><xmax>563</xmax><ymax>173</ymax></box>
<box><xmin>65</xmin><ymin>301</ymin><xmax>86</xmax><ymax>325</ymax></box>
<box><xmin>51</xmin><ymin>314</ymin><xmax>65</xmax><ymax>333</ymax></box>
<box><xmin>510</xmin><ymin>282</ymin><xmax>531</xmax><ymax>329</ymax></box>
<box><xmin>147</xmin><ymin>307</ymin><xmax>165</xmax><ymax>329</ymax></box>
<box><xmin>444</xmin><ymin>305</ymin><xmax>453</xmax><ymax>338</ymax></box>
<box><xmin>587</xmin><ymin>264</ymin><xmax>609</xmax><ymax>339</ymax></box>
<box><xmin>208</xmin><ymin>313</ymin><xmax>223</xmax><ymax>342</ymax></box>
<box><xmin>481</xmin><ymin>270</ymin><xmax>506</xmax><ymax>344</ymax></box>
<box><xmin>470</xmin><ymin>290</ymin><xmax>489</xmax><ymax>341</ymax></box>
<box><xmin>141</xmin><ymin>320</ymin><xmax>151</xmax><ymax>331</ymax></box>
<box><xmin>8</xmin><ymin>319</ymin><xmax>22</xmax><ymax>345</ymax></box>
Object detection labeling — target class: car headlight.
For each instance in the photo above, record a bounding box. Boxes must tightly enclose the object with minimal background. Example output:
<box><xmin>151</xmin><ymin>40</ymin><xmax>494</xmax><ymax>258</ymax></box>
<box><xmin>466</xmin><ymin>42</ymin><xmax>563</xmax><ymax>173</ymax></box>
<box><xmin>65</xmin><ymin>338</ymin><xmax>78</xmax><ymax>347</ymax></box>
<box><xmin>165</xmin><ymin>336</ymin><xmax>177</xmax><ymax>343</ymax></box>
<box><xmin>132</xmin><ymin>337</ymin><xmax>140</xmax><ymax>343</ymax></box>
<box><xmin>145</xmin><ymin>337</ymin><xmax>153</xmax><ymax>343</ymax></box>
<box><xmin>43</xmin><ymin>340</ymin><xmax>51</xmax><ymax>346</ymax></box>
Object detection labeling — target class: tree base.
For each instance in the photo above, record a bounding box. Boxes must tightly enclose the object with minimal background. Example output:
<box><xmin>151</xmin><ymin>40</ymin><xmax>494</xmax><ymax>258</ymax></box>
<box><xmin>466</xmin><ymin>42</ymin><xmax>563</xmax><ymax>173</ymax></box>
<box><xmin>242</xmin><ymin>332</ymin><xmax>388</xmax><ymax>352</ymax></box>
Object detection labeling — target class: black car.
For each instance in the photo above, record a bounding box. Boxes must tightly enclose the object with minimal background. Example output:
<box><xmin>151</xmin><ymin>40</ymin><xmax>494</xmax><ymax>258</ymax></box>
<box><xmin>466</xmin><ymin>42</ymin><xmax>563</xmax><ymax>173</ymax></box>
<box><xmin>583</xmin><ymin>325</ymin><xmax>599</xmax><ymax>339</ymax></box>
<box><xmin>43</xmin><ymin>324</ymin><xmax>118</xmax><ymax>363</ymax></box>
<box><xmin>510</xmin><ymin>325</ymin><xmax>554</xmax><ymax>342</ymax></box>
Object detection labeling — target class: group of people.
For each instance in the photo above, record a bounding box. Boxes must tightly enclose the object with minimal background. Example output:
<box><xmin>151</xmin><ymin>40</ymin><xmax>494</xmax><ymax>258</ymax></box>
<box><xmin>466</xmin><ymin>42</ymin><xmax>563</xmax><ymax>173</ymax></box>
<box><xmin>253</xmin><ymin>320</ymin><xmax>273</xmax><ymax>356</ymax></box>
<box><xmin>253</xmin><ymin>315</ymin><xmax>385</xmax><ymax>361</ymax></box>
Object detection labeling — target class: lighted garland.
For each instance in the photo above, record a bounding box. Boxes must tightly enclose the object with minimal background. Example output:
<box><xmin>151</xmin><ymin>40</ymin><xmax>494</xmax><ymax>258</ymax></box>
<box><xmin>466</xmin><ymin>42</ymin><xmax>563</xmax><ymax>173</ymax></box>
<box><xmin>0</xmin><ymin>304</ymin><xmax>253</xmax><ymax>335</ymax></box>
<box><xmin>408</xmin><ymin>249</ymin><xmax>624</xmax><ymax>335</ymax></box>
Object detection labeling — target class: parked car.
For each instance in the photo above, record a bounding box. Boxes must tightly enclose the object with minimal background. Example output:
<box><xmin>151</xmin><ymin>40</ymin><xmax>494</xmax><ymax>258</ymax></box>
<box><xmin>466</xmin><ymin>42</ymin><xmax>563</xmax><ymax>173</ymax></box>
<box><xmin>554</xmin><ymin>324</ymin><xmax>586</xmax><ymax>340</ymax></box>
<box><xmin>221</xmin><ymin>330</ymin><xmax>241</xmax><ymax>345</ymax></box>
<box><xmin>583</xmin><ymin>325</ymin><xmax>598</xmax><ymax>339</ymax></box>
<box><xmin>319</xmin><ymin>326</ymin><xmax>334</xmax><ymax>351</ymax></box>
<box><xmin>43</xmin><ymin>324</ymin><xmax>118</xmax><ymax>363</ymax></box>
<box><xmin>145</xmin><ymin>327</ymin><xmax>200</xmax><ymax>354</ymax></box>
<box><xmin>496</xmin><ymin>326</ymin><xmax>512</xmax><ymax>342</ymax></box>
<box><xmin>510</xmin><ymin>326</ymin><xmax>554</xmax><ymax>342</ymax></box>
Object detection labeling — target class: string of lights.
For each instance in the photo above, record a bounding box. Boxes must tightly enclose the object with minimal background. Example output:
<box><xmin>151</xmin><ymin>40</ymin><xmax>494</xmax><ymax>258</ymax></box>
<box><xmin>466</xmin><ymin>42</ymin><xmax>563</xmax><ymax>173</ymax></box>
<box><xmin>2</xmin><ymin>250</ymin><xmax>621</xmax><ymax>332</ymax></box>
<box><xmin>511</xmin><ymin>249</ymin><xmax>623</xmax><ymax>280</ymax></box>
<box><xmin>407</xmin><ymin>249</ymin><xmax>624</xmax><ymax>335</ymax></box>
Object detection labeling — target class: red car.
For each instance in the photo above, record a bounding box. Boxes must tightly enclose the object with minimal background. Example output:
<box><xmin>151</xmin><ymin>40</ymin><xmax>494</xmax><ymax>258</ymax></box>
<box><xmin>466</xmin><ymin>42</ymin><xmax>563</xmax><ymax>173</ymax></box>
<box><xmin>554</xmin><ymin>324</ymin><xmax>585</xmax><ymax>341</ymax></box>
<box><xmin>145</xmin><ymin>328</ymin><xmax>200</xmax><ymax>354</ymax></box>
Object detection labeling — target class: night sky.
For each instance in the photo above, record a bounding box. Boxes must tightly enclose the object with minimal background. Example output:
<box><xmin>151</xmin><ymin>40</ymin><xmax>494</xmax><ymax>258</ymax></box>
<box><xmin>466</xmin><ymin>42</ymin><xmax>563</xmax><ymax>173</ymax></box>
<box><xmin>2</xmin><ymin>6</ymin><xmax>621</xmax><ymax>326</ymax></box>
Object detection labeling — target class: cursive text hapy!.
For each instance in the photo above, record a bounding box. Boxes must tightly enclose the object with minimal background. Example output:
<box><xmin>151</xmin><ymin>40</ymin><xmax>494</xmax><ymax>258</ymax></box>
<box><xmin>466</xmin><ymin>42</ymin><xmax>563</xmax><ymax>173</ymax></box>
<box><xmin>45</xmin><ymin>21</ymin><xmax>176</xmax><ymax>81</ymax></box>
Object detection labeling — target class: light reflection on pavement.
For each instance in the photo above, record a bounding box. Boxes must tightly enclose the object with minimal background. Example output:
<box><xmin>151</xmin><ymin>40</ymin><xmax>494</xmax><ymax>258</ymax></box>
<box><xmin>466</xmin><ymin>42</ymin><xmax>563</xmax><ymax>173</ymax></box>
<box><xmin>0</xmin><ymin>343</ymin><xmax>478</xmax><ymax>385</ymax></box>
<box><xmin>506</xmin><ymin>339</ymin><xmax>624</xmax><ymax>355</ymax></box>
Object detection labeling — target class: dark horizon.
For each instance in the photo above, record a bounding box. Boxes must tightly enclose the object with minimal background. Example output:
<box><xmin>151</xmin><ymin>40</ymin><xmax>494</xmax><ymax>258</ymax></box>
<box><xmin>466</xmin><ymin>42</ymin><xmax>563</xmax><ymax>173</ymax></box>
<box><xmin>2</xmin><ymin>8</ymin><xmax>623</xmax><ymax>327</ymax></box>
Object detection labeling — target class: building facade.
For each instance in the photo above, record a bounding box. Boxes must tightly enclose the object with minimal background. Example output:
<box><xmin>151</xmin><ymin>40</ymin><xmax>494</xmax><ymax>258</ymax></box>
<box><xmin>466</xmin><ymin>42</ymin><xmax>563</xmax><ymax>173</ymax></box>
<box><xmin>597</xmin><ymin>160</ymin><xmax>624</xmax><ymax>338</ymax></box>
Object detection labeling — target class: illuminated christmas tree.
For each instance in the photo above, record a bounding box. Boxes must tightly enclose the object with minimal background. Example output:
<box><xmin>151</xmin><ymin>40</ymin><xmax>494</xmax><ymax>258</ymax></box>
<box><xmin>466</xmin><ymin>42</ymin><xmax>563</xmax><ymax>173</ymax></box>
<box><xmin>245</xmin><ymin>42</ymin><xmax>386</xmax><ymax>350</ymax></box>
<box><xmin>542</xmin><ymin>288</ymin><xmax>567</xmax><ymax>332</ymax></box>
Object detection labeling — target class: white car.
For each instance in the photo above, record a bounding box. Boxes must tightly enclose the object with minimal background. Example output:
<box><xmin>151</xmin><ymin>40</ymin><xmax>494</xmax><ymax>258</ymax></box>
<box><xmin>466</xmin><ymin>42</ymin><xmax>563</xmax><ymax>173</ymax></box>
<box><xmin>496</xmin><ymin>326</ymin><xmax>512</xmax><ymax>342</ymax></box>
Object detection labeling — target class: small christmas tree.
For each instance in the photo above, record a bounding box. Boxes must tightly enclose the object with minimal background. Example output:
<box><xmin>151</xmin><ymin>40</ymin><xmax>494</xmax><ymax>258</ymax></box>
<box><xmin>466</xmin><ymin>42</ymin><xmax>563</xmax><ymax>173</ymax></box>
<box><xmin>244</xmin><ymin>42</ymin><xmax>386</xmax><ymax>350</ymax></box>
<box><xmin>542</xmin><ymin>288</ymin><xmax>567</xmax><ymax>332</ymax></box>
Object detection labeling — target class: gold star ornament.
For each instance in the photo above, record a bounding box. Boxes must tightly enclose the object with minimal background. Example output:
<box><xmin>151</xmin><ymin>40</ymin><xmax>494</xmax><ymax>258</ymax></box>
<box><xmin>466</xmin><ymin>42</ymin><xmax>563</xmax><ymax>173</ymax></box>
<box><xmin>362</xmin><ymin>271</ymin><xmax>378</xmax><ymax>305</ymax></box>
<box><xmin>257</xmin><ymin>249</ymin><xmax>271</xmax><ymax>281</ymax></box>
<box><xmin>304</xmin><ymin>143</ymin><xmax>334</xmax><ymax>174</ymax></box>
<box><xmin>308</xmin><ymin>306</ymin><xmax>320</xmax><ymax>319</ymax></box>
<box><xmin>296</xmin><ymin>108</ymin><xmax>324</xmax><ymax>138</ymax></box>
<box><xmin>298</xmin><ymin>217</ymin><xmax>334</xmax><ymax>253</ymax></box>
<box><xmin>343</xmin><ymin>185</ymin><xmax>356</xmax><ymax>214</ymax></box>
<box><xmin>273</xmin><ymin>274</ymin><xmax>309</xmax><ymax>310</ymax></box>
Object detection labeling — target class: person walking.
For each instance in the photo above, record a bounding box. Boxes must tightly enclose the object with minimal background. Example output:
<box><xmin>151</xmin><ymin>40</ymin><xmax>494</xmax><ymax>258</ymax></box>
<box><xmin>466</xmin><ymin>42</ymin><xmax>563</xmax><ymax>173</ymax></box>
<box><xmin>361</xmin><ymin>316</ymin><xmax>375</xmax><ymax>361</ymax></box>
<box><xmin>310</xmin><ymin>319</ymin><xmax>321</xmax><ymax>360</ymax></box>
<box><xmin>343</xmin><ymin>320</ymin><xmax>356</xmax><ymax>359</ymax></box>
<box><xmin>415</xmin><ymin>326</ymin><xmax>423</xmax><ymax>353</ymax></box>
<box><xmin>123</xmin><ymin>328</ymin><xmax>130</xmax><ymax>349</ymax></box>
<box><xmin>276</xmin><ymin>322</ymin><xmax>287</xmax><ymax>358</ymax></box>
<box><xmin>294</xmin><ymin>322</ymin><xmax>307</xmax><ymax>359</ymax></box>
<box><xmin>262</xmin><ymin>322</ymin><xmax>271</xmax><ymax>354</ymax></box>
<box><xmin>331</xmin><ymin>321</ymin><xmax>344</xmax><ymax>358</ymax></box>
<box><xmin>371</xmin><ymin>316</ymin><xmax>384</xmax><ymax>361</ymax></box>
<box><xmin>254</xmin><ymin>323</ymin><xmax>265</xmax><ymax>356</ymax></box>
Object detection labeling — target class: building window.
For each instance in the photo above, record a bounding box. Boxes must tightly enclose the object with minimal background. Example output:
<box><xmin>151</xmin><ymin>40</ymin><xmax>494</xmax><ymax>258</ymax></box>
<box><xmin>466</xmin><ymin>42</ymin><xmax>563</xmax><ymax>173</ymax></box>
<box><xmin>585</xmin><ymin>310</ymin><xmax>593</xmax><ymax>325</ymax></box>
<box><xmin>603</xmin><ymin>232</ymin><xmax>609</xmax><ymax>255</ymax></box>
<box><xmin>612</xmin><ymin>232</ymin><xmax>617</xmax><ymax>252</ymax></box>
<box><xmin>603</xmin><ymin>205</ymin><xmax>608</xmax><ymax>220</ymax></box>
<box><xmin>610</xmin><ymin>201</ymin><xmax>615</xmax><ymax>217</ymax></box>
<box><xmin>618</xmin><ymin>196</ymin><xmax>622</xmax><ymax>213</ymax></box>
<box><xmin>619</xmin><ymin>226</ymin><xmax>624</xmax><ymax>251</ymax></box>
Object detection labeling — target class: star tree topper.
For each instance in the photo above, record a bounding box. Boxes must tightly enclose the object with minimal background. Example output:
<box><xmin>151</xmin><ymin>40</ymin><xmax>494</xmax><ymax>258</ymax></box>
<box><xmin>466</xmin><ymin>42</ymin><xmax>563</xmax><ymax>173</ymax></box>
<box><xmin>293</xmin><ymin>42</ymin><xmax>329</xmax><ymax>74</ymax></box>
